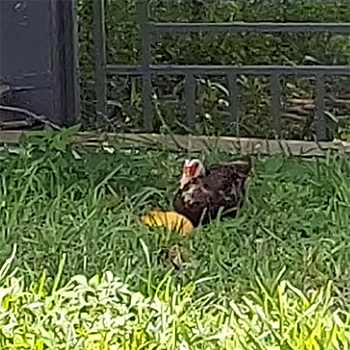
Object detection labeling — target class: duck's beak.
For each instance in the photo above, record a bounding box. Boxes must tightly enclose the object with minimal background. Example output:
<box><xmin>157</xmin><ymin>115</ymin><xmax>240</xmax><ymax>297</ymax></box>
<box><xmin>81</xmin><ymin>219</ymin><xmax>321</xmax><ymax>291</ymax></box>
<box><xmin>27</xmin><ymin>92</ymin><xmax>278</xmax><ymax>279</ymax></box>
<box><xmin>180</xmin><ymin>173</ymin><xmax>191</xmax><ymax>189</ymax></box>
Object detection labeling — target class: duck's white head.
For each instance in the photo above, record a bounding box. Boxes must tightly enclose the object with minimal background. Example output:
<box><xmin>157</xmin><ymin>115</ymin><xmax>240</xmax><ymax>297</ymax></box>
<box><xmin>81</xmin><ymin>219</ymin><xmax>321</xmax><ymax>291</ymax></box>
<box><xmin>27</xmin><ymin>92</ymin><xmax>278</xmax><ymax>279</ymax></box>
<box><xmin>180</xmin><ymin>159</ymin><xmax>205</xmax><ymax>189</ymax></box>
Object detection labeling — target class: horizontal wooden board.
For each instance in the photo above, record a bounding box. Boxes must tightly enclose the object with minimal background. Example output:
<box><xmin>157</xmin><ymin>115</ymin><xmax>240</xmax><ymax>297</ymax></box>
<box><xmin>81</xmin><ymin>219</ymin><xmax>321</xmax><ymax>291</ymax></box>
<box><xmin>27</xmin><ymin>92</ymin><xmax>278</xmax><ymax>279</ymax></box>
<box><xmin>1</xmin><ymin>130</ymin><xmax>350</xmax><ymax>156</ymax></box>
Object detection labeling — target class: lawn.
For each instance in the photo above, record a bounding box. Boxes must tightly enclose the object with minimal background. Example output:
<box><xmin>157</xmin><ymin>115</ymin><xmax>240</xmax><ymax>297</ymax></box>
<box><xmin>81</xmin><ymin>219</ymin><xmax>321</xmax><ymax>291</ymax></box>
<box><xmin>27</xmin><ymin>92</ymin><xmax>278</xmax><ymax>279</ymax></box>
<box><xmin>1</xmin><ymin>130</ymin><xmax>350</xmax><ymax>349</ymax></box>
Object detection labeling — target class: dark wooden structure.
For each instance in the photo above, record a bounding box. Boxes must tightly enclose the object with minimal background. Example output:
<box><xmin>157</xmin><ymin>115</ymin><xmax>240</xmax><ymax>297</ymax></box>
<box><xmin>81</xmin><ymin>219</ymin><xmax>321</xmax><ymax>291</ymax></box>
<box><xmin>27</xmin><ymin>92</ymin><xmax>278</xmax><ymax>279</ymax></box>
<box><xmin>0</xmin><ymin>0</ymin><xmax>79</xmax><ymax>130</ymax></box>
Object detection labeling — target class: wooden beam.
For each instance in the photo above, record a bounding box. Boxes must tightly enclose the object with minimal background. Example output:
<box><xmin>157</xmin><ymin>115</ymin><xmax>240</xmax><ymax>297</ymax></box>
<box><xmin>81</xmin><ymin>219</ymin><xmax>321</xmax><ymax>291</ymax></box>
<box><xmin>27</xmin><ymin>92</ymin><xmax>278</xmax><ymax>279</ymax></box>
<box><xmin>0</xmin><ymin>131</ymin><xmax>24</xmax><ymax>143</ymax></box>
<box><xmin>1</xmin><ymin>130</ymin><xmax>350</xmax><ymax>156</ymax></box>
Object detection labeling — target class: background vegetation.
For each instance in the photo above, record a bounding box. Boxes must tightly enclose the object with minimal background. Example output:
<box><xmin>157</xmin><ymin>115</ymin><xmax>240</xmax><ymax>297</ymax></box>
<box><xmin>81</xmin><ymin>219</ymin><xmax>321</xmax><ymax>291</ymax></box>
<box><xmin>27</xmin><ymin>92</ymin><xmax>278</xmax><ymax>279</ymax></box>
<box><xmin>77</xmin><ymin>0</ymin><xmax>350</xmax><ymax>140</ymax></box>
<box><xmin>1</xmin><ymin>129</ymin><xmax>350</xmax><ymax>348</ymax></box>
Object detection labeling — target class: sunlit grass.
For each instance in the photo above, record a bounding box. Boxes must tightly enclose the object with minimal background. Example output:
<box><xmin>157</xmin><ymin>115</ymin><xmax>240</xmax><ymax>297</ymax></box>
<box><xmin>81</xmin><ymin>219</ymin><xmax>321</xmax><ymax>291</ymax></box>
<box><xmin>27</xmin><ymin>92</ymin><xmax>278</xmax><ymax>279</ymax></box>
<box><xmin>1</xmin><ymin>247</ymin><xmax>350</xmax><ymax>350</ymax></box>
<box><xmin>0</xmin><ymin>131</ymin><xmax>350</xmax><ymax>348</ymax></box>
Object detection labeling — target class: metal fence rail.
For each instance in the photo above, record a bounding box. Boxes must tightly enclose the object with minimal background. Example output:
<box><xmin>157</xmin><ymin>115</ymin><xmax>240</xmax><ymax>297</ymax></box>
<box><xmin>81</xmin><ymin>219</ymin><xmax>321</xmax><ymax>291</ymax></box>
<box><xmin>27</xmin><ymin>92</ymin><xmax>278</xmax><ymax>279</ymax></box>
<box><xmin>92</xmin><ymin>0</ymin><xmax>350</xmax><ymax>141</ymax></box>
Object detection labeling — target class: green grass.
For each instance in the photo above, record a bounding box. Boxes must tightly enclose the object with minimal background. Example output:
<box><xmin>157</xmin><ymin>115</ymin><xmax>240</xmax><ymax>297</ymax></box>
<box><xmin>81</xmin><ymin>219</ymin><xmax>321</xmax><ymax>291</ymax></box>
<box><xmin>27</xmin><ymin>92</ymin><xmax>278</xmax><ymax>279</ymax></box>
<box><xmin>1</xmin><ymin>251</ymin><xmax>349</xmax><ymax>350</ymax></box>
<box><xmin>1</xmin><ymin>130</ymin><xmax>350</xmax><ymax>349</ymax></box>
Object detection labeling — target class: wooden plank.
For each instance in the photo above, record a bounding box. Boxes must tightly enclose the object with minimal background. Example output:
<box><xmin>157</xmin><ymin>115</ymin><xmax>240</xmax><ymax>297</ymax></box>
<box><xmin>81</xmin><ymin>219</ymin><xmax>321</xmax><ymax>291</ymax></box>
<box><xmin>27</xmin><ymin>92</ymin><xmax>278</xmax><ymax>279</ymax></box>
<box><xmin>0</xmin><ymin>131</ymin><xmax>24</xmax><ymax>143</ymax></box>
<box><xmin>1</xmin><ymin>130</ymin><xmax>350</xmax><ymax>156</ymax></box>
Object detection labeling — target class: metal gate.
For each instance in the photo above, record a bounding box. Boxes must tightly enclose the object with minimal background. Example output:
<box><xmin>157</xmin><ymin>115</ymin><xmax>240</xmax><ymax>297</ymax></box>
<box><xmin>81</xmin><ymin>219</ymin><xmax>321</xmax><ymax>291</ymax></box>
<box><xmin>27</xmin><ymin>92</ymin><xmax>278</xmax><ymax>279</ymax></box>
<box><xmin>92</xmin><ymin>0</ymin><xmax>350</xmax><ymax>141</ymax></box>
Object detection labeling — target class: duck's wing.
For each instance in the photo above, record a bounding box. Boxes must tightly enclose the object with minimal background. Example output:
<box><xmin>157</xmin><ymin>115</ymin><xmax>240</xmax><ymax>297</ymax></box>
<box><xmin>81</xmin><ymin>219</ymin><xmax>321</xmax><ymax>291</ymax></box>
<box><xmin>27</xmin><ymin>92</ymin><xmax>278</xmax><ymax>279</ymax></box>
<box><xmin>203</xmin><ymin>162</ymin><xmax>251</xmax><ymax>211</ymax></box>
<box><xmin>173</xmin><ymin>160</ymin><xmax>251</xmax><ymax>226</ymax></box>
<box><xmin>208</xmin><ymin>158</ymin><xmax>252</xmax><ymax>178</ymax></box>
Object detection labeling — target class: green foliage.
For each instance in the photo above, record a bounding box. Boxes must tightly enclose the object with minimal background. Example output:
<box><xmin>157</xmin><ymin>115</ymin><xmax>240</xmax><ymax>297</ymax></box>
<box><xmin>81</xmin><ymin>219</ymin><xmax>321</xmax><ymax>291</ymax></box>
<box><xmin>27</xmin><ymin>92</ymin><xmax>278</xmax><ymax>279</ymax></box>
<box><xmin>1</xmin><ymin>248</ymin><xmax>350</xmax><ymax>349</ymax></box>
<box><xmin>76</xmin><ymin>0</ymin><xmax>350</xmax><ymax>139</ymax></box>
<box><xmin>0</xmin><ymin>129</ymin><xmax>350</xmax><ymax>293</ymax></box>
<box><xmin>1</xmin><ymin>129</ymin><xmax>350</xmax><ymax>347</ymax></box>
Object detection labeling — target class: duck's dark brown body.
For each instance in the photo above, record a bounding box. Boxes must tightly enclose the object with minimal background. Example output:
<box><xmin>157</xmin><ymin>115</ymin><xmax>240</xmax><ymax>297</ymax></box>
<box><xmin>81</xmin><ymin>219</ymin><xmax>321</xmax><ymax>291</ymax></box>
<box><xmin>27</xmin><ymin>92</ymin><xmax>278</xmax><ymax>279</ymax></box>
<box><xmin>173</xmin><ymin>160</ymin><xmax>251</xmax><ymax>227</ymax></box>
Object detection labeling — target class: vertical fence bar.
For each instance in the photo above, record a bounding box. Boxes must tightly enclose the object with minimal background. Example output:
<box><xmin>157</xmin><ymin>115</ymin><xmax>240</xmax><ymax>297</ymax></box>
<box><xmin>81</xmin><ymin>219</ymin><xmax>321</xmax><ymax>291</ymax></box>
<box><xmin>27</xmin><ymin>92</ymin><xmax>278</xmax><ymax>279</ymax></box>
<box><xmin>315</xmin><ymin>74</ymin><xmax>327</xmax><ymax>141</ymax></box>
<box><xmin>226</xmin><ymin>74</ymin><xmax>239</xmax><ymax>136</ymax></box>
<box><xmin>65</xmin><ymin>0</ymin><xmax>80</xmax><ymax>126</ymax></box>
<box><xmin>270</xmin><ymin>74</ymin><xmax>282</xmax><ymax>139</ymax></box>
<box><xmin>138</xmin><ymin>0</ymin><xmax>153</xmax><ymax>131</ymax></box>
<box><xmin>184</xmin><ymin>74</ymin><xmax>196</xmax><ymax>127</ymax></box>
<box><xmin>92</xmin><ymin>0</ymin><xmax>107</xmax><ymax>126</ymax></box>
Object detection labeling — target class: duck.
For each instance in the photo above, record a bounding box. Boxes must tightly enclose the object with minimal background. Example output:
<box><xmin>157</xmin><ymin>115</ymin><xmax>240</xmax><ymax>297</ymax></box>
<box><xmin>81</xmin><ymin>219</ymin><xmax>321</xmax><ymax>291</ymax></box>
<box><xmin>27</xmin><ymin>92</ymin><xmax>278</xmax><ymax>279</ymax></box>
<box><xmin>173</xmin><ymin>158</ymin><xmax>252</xmax><ymax>227</ymax></box>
